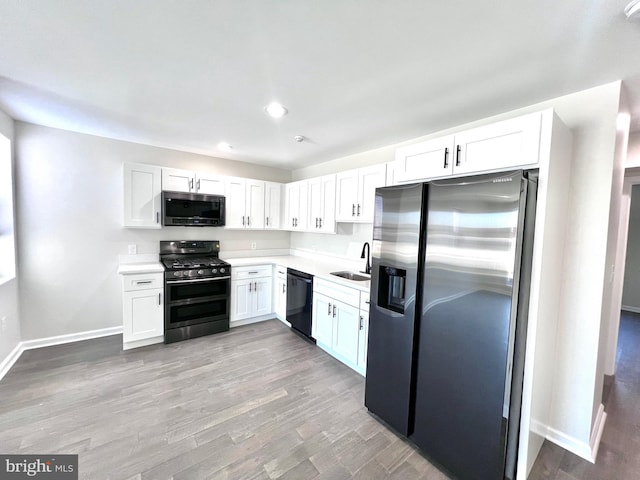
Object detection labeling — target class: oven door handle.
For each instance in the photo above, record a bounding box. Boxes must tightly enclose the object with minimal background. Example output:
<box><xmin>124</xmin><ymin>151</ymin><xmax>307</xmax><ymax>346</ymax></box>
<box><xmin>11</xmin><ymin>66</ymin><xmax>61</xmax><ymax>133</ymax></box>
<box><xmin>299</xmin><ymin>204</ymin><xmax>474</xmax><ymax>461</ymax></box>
<box><xmin>166</xmin><ymin>276</ymin><xmax>231</xmax><ymax>284</ymax></box>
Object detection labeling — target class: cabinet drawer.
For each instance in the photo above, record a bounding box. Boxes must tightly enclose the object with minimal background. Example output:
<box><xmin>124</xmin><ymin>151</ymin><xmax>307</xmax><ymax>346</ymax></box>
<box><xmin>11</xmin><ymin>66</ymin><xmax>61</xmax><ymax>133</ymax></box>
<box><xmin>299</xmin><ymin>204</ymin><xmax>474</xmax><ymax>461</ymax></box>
<box><xmin>360</xmin><ymin>292</ymin><xmax>370</xmax><ymax>312</ymax></box>
<box><xmin>233</xmin><ymin>265</ymin><xmax>272</xmax><ymax>279</ymax></box>
<box><xmin>315</xmin><ymin>278</ymin><xmax>360</xmax><ymax>308</ymax></box>
<box><xmin>275</xmin><ymin>265</ymin><xmax>287</xmax><ymax>280</ymax></box>
<box><xmin>123</xmin><ymin>273</ymin><xmax>164</xmax><ymax>292</ymax></box>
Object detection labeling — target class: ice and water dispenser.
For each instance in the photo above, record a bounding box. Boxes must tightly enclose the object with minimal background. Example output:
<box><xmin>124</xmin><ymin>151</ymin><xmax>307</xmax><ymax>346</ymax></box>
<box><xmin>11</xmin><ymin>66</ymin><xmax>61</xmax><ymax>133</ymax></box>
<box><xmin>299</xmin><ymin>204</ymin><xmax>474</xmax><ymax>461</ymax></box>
<box><xmin>377</xmin><ymin>265</ymin><xmax>407</xmax><ymax>313</ymax></box>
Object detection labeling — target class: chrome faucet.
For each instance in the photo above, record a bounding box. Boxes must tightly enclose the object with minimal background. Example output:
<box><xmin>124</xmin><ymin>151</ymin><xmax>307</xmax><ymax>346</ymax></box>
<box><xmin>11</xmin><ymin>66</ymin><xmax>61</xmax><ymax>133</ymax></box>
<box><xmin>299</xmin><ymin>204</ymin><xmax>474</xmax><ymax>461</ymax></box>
<box><xmin>361</xmin><ymin>242</ymin><xmax>371</xmax><ymax>275</ymax></box>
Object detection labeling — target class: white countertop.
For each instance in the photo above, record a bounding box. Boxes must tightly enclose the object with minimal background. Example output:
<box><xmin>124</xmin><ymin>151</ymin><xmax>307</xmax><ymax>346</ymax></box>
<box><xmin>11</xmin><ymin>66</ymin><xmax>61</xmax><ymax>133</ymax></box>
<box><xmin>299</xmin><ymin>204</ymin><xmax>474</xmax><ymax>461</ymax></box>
<box><xmin>117</xmin><ymin>262</ymin><xmax>164</xmax><ymax>275</ymax></box>
<box><xmin>224</xmin><ymin>254</ymin><xmax>371</xmax><ymax>292</ymax></box>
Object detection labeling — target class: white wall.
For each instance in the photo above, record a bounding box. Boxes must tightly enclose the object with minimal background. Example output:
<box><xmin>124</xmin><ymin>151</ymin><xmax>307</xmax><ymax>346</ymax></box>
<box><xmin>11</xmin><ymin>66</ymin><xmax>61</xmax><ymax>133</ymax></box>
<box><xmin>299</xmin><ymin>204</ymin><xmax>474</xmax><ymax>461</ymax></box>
<box><xmin>0</xmin><ymin>109</ymin><xmax>21</xmax><ymax>364</ymax></box>
<box><xmin>622</xmin><ymin>184</ymin><xmax>640</xmax><ymax>309</ymax></box>
<box><xmin>14</xmin><ymin>122</ymin><xmax>291</xmax><ymax>341</ymax></box>
<box><xmin>292</xmin><ymin>82</ymin><xmax>623</xmax><ymax>459</ymax></box>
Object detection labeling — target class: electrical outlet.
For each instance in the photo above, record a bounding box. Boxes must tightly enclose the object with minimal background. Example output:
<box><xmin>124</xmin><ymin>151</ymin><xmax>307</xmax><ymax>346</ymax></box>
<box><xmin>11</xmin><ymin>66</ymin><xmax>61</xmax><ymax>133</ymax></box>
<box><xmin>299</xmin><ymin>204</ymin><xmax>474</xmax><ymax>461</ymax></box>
<box><xmin>128</xmin><ymin>244</ymin><xmax>137</xmax><ymax>255</ymax></box>
<box><xmin>251</xmin><ymin>242</ymin><xmax>257</xmax><ymax>250</ymax></box>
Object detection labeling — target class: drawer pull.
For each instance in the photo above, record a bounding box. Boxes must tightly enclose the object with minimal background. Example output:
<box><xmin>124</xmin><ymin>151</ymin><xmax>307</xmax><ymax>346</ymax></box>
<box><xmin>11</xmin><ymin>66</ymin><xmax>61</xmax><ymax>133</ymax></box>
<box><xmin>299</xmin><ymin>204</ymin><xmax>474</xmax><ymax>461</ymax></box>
<box><xmin>248</xmin><ymin>271</ymin><xmax>259</xmax><ymax>274</ymax></box>
<box><xmin>136</xmin><ymin>280</ymin><xmax>153</xmax><ymax>285</ymax></box>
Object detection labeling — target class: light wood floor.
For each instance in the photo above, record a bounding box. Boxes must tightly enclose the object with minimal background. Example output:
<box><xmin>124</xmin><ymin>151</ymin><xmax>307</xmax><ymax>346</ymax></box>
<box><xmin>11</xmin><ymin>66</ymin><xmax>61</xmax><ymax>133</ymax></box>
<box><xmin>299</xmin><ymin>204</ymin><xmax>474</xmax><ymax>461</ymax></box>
<box><xmin>0</xmin><ymin>320</ymin><xmax>449</xmax><ymax>480</ymax></box>
<box><xmin>528</xmin><ymin>312</ymin><xmax>640</xmax><ymax>480</ymax></box>
<box><xmin>3</xmin><ymin>316</ymin><xmax>638</xmax><ymax>480</ymax></box>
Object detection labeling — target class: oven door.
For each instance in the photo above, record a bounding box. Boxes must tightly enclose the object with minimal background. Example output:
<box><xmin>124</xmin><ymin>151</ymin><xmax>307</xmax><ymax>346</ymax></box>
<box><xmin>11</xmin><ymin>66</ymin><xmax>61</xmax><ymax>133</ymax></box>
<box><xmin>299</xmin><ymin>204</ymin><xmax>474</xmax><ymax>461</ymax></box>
<box><xmin>165</xmin><ymin>277</ymin><xmax>230</xmax><ymax>329</ymax></box>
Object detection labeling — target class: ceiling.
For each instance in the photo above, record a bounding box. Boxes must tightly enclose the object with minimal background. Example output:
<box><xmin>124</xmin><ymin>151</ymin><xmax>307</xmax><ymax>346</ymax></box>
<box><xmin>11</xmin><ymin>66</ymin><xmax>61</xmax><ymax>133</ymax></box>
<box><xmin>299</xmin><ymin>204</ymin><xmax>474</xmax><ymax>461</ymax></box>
<box><xmin>1</xmin><ymin>1</ymin><xmax>640</xmax><ymax>170</ymax></box>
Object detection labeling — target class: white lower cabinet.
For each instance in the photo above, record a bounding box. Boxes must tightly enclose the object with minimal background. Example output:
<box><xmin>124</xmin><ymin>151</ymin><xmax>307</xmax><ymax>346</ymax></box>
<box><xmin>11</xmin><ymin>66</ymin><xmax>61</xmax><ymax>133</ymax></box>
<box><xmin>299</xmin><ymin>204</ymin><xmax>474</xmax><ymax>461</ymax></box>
<box><xmin>312</xmin><ymin>278</ymin><xmax>368</xmax><ymax>375</ymax></box>
<box><xmin>231</xmin><ymin>265</ymin><xmax>273</xmax><ymax>325</ymax></box>
<box><xmin>121</xmin><ymin>272</ymin><xmax>164</xmax><ymax>350</ymax></box>
<box><xmin>274</xmin><ymin>265</ymin><xmax>287</xmax><ymax>322</ymax></box>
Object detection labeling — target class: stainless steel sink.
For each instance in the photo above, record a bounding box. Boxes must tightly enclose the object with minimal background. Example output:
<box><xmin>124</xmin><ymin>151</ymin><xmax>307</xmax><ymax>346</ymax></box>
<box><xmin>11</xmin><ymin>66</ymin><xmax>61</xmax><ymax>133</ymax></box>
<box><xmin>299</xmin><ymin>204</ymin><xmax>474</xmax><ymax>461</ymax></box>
<box><xmin>330</xmin><ymin>271</ymin><xmax>370</xmax><ymax>281</ymax></box>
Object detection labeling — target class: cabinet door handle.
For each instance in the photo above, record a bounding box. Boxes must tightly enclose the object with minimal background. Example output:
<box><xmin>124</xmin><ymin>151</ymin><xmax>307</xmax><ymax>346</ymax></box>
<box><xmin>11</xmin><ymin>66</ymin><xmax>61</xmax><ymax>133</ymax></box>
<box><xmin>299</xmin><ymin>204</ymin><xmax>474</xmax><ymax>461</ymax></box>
<box><xmin>266</xmin><ymin>217</ymin><xmax>269</xmax><ymax>226</ymax></box>
<box><xmin>196</xmin><ymin>179</ymin><xmax>201</xmax><ymax>190</ymax></box>
<box><xmin>352</xmin><ymin>204</ymin><xmax>356</xmax><ymax>216</ymax></box>
<box><xmin>247</xmin><ymin>216</ymin><xmax>250</xmax><ymax>227</ymax></box>
<box><xmin>158</xmin><ymin>293</ymin><xmax>162</xmax><ymax>305</ymax></box>
<box><xmin>332</xmin><ymin>305</ymin><xmax>337</xmax><ymax>317</ymax></box>
<box><xmin>156</xmin><ymin>212</ymin><xmax>160</xmax><ymax>224</ymax></box>
<box><xmin>242</xmin><ymin>216</ymin><xmax>245</xmax><ymax>226</ymax></box>
<box><xmin>319</xmin><ymin>218</ymin><xmax>322</xmax><ymax>228</ymax></box>
<box><xmin>455</xmin><ymin>145</ymin><xmax>461</xmax><ymax>166</ymax></box>
<box><xmin>444</xmin><ymin>147</ymin><xmax>449</xmax><ymax>168</ymax></box>
<box><xmin>282</xmin><ymin>284</ymin><xmax>285</xmax><ymax>293</ymax></box>
<box><xmin>190</xmin><ymin>178</ymin><xmax>194</xmax><ymax>190</ymax></box>
<box><xmin>295</xmin><ymin>218</ymin><xmax>298</xmax><ymax>227</ymax></box>
<box><xmin>249</xmin><ymin>282</ymin><xmax>252</xmax><ymax>292</ymax></box>
<box><xmin>357</xmin><ymin>204</ymin><xmax>361</xmax><ymax>216</ymax></box>
<box><xmin>292</xmin><ymin>218</ymin><xmax>295</xmax><ymax>227</ymax></box>
<box><xmin>328</xmin><ymin>302</ymin><xmax>331</xmax><ymax>315</ymax></box>
<box><xmin>254</xmin><ymin>282</ymin><xmax>257</xmax><ymax>291</ymax></box>
<box><xmin>359</xmin><ymin>315</ymin><xmax>363</xmax><ymax>330</ymax></box>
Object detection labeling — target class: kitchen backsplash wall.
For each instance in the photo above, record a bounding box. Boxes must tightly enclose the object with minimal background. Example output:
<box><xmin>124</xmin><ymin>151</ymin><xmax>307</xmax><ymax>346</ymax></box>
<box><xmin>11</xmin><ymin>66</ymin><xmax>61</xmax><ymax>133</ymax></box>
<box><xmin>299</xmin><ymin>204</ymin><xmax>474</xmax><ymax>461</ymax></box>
<box><xmin>14</xmin><ymin>122</ymin><xmax>291</xmax><ymax>341</ymax></box>
<box><xmin>290</xmin><ymin>223</ymin><xmax>373</xmax><ymax>261</ymax></box>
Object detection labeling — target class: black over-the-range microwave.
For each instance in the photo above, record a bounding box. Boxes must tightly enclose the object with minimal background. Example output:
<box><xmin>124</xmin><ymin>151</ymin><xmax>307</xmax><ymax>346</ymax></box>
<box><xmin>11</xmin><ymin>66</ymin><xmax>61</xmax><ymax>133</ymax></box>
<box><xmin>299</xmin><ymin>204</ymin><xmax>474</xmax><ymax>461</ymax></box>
<box><xmin>162</xmin><ymin>191</ymin><xmax>226</xmax><ymax>226</ymax></box>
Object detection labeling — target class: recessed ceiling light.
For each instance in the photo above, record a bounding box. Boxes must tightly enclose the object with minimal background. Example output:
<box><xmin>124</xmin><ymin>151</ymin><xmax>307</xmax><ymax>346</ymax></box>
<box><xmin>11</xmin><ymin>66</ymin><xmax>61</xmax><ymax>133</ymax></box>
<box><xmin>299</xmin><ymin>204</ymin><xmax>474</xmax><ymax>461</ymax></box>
<box><xmin>264</xmin><ymin>102</ymin><xmax>288</xmax><ymax>119</ymax></box>
<box><xmin>625</xmin><ymin>0</ymin><xmax>640</xmax><ymax>19</ymax></box>
<box><xmin>217</xmin><ymin>142</ymin><xmax>233</xmax><ymax>152</ymax></box>
<box><xmin>294</xmin><ymin>135</ymin><xmax>305</xmax><ymax>142</ymax></box>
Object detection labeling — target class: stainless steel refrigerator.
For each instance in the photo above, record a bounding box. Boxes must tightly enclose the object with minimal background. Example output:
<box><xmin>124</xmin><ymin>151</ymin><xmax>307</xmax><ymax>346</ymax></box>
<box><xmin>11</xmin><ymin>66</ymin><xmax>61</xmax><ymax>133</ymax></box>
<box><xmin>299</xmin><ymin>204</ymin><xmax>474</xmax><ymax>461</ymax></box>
<box><xmin>365</xmin><ymin>170</ymin><xmax>537</xmax><ymax>480</ymax></box>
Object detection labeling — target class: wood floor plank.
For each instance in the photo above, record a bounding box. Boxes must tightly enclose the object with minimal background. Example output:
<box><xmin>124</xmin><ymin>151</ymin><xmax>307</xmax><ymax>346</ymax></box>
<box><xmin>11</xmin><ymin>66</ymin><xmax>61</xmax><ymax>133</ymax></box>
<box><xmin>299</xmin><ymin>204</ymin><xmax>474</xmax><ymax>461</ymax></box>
<box><xmin>0</xmin><ymin>320</ymin><xmax>448</xmax><ymax>479</ymax></box>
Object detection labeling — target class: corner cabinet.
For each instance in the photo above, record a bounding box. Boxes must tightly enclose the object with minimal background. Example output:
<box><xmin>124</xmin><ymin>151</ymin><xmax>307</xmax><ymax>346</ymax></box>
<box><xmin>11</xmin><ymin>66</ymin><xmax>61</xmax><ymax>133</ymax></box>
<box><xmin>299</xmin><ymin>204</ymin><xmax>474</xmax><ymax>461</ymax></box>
<box><xmin>308</xmin><ymin>174</ymin><xmax>336</xmax><ymax>233</ymax></box>
<box><xmin>265</xmin><ymin>182</ymin><xmax>283</xmax><ymax>230</ymax></box>
<box><xmin>335</xmin><ymin>164</ymin><xmax>386</xmax><ymax>223</ymax></box>
<box><xmin>123</xmin><ymin>163</ymin><xmax>162</xmax><ymax>228</ymax></box>
<box><xmin>284</xmin><ymin>180</ymin><xmax>309</xmax><ymax>231</ymax></box>
<box><xmin>312</xmin><ymin>278</ymin><xmax>368</xmax><ymax>375</ymax></box>
<box><xmin>120</xmin><ymin>270</ymin><xmax>164</xmax><ymax>350</ymax></box>
<box><xmin>394</xmin><ymin>111</ymin><xmax>543</xmax><ymax>183</ymax></box>
<box><xmin>230</xmin><ymin>265</ymin><xmax>273</xmax><ymax>326</ymax></box>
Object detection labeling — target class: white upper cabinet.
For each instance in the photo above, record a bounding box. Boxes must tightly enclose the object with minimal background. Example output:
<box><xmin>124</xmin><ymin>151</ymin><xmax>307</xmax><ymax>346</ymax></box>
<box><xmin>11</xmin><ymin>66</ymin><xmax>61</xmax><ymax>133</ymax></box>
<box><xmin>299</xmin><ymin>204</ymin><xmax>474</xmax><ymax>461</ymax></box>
<box><xmin>265</xmin><ymin>182</ymin><xmax>282</xmax><ymax>230</ymax></box>
<box><xmin>123</xmin><ymin>163</ymin><xmax>162</xmax><ymax>228</ymax></box>
<box><xmin>336</xmin><ymin>165</ymin><xmax>386</xmax><ymax>223</ymax></box>
<box><xmin>285</xmin><ymin>180</ymin><xmax>308</xmax><ymax>231</ymax></box>
<box><xmin>394</xmin><ymin>111</ymin><xmax>544</xmax><ymax>183</ymax></box>
<box><xmin>394</xmin><ymin>136</ymin><xmax>455</xmax><ymax>183</ymax></box>
<box><xmin>195</xmin><ymin>173</ymin><xmax>226</xmax><ymax>195</ymax></box>
<box><xmin>225</xmin><ymin>178</ymin><xmax>265</xmax><ymax>229</ymax></box>
<box><xmin>308</xmin><ymin>174</ymin><xmax>336</xmax><ymax>233</ymax></box>
<box><xmin>452</xmin><ymin>111</ymin><xmax>542</xmax><ymax>175</ymax></box>
<box><xmin>246</xmin><ymin>180</ymin><xmax>266</xmax><ymax>229</ymax></box>
<box><xmin>161</xmin><ymin>167</ymin><xmax>225</xmax><ymax>194</ymax></box>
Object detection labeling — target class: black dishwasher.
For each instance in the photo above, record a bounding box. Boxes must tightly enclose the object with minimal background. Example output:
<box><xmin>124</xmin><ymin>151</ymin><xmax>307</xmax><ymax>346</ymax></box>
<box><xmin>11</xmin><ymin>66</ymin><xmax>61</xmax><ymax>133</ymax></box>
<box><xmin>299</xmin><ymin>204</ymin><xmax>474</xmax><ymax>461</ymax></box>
<box><xmin>286</xmin><ymin>268</ymin><xmax>315</xmax><ymax>342</ymax></box>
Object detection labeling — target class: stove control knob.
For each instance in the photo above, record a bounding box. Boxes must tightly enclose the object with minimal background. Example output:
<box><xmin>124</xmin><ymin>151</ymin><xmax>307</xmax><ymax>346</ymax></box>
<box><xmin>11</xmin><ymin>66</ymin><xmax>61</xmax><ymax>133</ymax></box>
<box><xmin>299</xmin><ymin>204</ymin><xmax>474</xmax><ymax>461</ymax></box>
<box><xmin>197</xmin><ymin>270</ymin><xmax>204</xmax><ymax>275</ymax></box>
<box><xmin>211</xmin><ymin>268</ymin><xmax>218</xmax><ymax>274</ymax></box>
<box><xmin>174</xmin><ymin>271</ymin><xmax>181</xmax><ymax>277</ymax></box>
<box><xmin>220</xmin><ymin>267</ymin><xmax>226</xmax><ymax>274</ymax></box>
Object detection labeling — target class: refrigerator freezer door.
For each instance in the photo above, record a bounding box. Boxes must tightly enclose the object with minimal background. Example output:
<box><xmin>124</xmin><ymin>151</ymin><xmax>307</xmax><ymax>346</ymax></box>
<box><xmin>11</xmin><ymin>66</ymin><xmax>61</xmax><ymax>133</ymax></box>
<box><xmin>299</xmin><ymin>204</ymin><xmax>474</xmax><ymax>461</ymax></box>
<box><xmin>410</xmin><ymin>170</ymin><xmax>526</xmax><ymax>480</ymax></box>
<box><xmin>365</xmin><ymin>182</ymin><xmax>424</xmax><ymax>436</ymax></box>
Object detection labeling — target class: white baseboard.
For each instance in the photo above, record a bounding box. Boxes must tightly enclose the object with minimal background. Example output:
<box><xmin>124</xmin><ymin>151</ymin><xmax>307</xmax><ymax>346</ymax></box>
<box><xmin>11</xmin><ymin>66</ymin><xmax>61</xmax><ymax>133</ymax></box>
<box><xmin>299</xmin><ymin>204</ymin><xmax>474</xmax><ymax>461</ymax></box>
<box><xmin>589</xmin><ymin>404</ymin><xmax>607</xmax><ymax>462</ymax></box>
<box><xmin>0</xmin><ymin>342</ymin><xmax>24</xmax><ymax>382</ymax></box>
<box><xmin>0</xmin><ymin>326</ymin><xmax>123</xmax><ymax>382</ymax></box>
<box><xmin>621</xmin><ymin>304</ymin><xmax>640</xmax><ymax>314</ymax></box>
<box><xmin>123</xmin><ymin>335</ymin><xmax>163</xmax><ymax>351</ymax></box>
<box><xmin>21</xmin><ymin>326</ymin><xmax>123</xmax><ymax>351</ymax></box>
<box><xmin>230</xmin><ymin>315</ymin><xmax>275</xmax><ymax>328</ymax></box>
<box><xmin>545</xmin><ymin>404</ymin><xmax>606</xmax><ymax>464</ymax></box>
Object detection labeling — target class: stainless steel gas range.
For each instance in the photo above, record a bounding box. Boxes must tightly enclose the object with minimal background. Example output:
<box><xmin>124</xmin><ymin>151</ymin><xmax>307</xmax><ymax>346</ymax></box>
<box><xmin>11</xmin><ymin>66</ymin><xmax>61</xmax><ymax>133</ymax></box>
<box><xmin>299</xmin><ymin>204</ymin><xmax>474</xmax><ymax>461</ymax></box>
<box><xmin>160</xmin><ymin>240</ymin><xmax>231</xmax><ymax>343</ymax></box>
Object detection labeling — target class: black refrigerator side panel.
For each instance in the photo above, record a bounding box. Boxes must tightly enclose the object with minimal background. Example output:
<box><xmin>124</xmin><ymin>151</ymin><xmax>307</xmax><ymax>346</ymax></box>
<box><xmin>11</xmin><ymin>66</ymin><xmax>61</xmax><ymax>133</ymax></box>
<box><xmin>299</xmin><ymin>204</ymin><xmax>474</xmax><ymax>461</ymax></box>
<box><xmin>365</xmin><ymin>183</ymin><xmax>424</xmax><ymax>436</ymax></box>
<box><xmin>410</xmin><ymin>171</ymin><xmax>525</xmax><ymax>480</ymax></box>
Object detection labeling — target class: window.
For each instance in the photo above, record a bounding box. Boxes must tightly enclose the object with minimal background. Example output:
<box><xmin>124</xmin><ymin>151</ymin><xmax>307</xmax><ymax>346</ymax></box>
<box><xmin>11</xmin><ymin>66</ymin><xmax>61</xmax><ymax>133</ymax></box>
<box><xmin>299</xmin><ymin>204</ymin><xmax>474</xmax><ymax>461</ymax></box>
<box><xmin>0</xmin><ymin>133</ymin><xmax>15</xmax><ymax>283</ymax></box>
